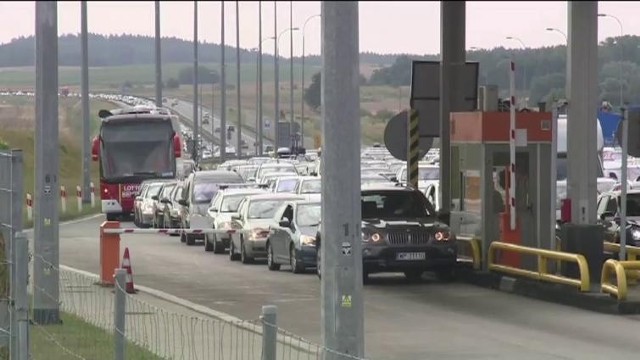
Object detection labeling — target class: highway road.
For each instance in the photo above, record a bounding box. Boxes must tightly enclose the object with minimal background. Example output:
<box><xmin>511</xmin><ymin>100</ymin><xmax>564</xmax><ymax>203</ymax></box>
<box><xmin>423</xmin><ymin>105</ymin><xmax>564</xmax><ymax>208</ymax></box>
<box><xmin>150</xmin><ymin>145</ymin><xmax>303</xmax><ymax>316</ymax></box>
<box><xmin>58</xmin><ymin>216</ymin><xmax>640</xmax><ymax>360</ymax></box>
<box><xmin>169</xmin><ymin>99</ymin><xmax>316</xmax><ymax>156</ymax></box>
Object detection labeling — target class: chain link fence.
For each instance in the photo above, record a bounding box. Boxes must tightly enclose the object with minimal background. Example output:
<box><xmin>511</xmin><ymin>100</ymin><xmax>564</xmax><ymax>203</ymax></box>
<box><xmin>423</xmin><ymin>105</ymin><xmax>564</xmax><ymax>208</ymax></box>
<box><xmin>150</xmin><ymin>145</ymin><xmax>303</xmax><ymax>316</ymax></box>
<box><xmin>0</xmin><ymin>149</ymin><xmax>24</xmax><ymax>360</ymax></box>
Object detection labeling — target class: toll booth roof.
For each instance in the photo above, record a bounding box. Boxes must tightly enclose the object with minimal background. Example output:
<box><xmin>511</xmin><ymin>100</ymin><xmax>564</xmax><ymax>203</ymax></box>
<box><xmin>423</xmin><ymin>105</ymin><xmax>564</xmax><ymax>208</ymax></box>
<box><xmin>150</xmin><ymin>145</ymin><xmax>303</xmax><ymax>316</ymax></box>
<box><xmin>451</xmin><ymin>111</ymin><xmax>552</xmax><ymax>144</ymax></box>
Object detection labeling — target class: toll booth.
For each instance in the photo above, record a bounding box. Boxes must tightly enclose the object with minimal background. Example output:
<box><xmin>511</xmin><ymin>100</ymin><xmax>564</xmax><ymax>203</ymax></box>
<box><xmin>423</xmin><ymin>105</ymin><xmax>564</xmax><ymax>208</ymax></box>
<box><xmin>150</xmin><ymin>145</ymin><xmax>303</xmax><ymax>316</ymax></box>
<box><xmin>449</xmin><ymin>111</ymin><xmax>553</xmax><ymax>271</ymax></box>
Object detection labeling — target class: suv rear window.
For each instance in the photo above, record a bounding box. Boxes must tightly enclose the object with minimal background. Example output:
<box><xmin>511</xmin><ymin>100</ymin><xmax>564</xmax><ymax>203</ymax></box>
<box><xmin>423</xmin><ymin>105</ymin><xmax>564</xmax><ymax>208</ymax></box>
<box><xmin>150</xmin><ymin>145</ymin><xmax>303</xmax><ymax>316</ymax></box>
<box><xmin>361</xmin><ymin>190</ymin><xmax>434</xmax><ymax>219</ymax></box>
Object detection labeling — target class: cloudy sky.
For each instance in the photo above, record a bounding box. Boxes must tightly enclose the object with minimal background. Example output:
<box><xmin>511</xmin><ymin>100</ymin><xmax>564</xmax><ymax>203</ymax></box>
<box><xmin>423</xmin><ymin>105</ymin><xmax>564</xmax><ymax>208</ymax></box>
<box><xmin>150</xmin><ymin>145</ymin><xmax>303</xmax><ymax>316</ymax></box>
<box><xmin>0</xmin><ymin>1</ymin><xmax>637</xmax><ymax>57</ymax></box>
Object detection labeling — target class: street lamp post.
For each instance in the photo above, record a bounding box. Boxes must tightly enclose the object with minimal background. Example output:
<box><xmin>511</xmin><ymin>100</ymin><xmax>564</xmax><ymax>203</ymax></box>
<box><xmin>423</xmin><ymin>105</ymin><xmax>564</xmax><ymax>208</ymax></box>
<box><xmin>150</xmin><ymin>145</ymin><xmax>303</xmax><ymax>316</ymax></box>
<box><xmin>289</xmin><ymin>1</ymin><xmax>294</xmax><ymax>133</ymax></box>
<box><xmin>301</xmin><ymin>14</ymin><xmax>321</xmax><ymax>149</ymax></box>
<box><xmin>276</xmin><ymin>26</ymin><xmax>299</xmax><ymax>147</ymax></box>
<box><xmin>505</xmin><ymin>36</ymin><xmax>528</xmax><ymax>107</ymax></box>
<box><xmin>256</xmin><ymin>36</ymin><xmax>275</xmax><ymax>156</ymax></box>
<box><xmin>545</xmin><ymin>27</ymin><xmax>567</xmax><ymax>42</ymax></box>
<box><xmin>599</xmin><ymin>13</ymin><xmax>625</xmax><ymax>108</ymax></box>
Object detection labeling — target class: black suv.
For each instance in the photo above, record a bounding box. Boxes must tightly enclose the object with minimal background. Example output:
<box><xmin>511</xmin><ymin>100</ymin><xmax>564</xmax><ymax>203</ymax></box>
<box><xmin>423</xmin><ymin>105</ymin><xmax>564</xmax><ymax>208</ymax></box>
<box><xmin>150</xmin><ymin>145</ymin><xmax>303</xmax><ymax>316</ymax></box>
<box><xmin>316</xmin><ymin>185</ymin><xmax>457</xmax><ymax>283</ymax></box>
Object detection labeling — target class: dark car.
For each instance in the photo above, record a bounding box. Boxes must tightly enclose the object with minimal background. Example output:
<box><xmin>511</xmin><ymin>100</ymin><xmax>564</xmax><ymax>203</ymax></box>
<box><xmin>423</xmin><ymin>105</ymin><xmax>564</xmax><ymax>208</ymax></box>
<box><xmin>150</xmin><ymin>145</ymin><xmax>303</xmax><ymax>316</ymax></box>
<box><xmin>596</xmin><ymin>189</ymin><xmax>640</xmax><ymax>247</ymax></box>
<box><xmin>316</xmin><ymin>185</ymin><xmax>457</xmax><ymax>283</ymax></box>
<box><xmin>152</xmin><ymin>180</ymin><xmax>178</xmax><ymax>228</ymax></box>
<box><xmin>178</xmin><ymin>170</ymin><xmax>245</xmax><ymax>245</ymax></box>
<box><xmin>267</xmin><ymin>200</ymin><xmax>321</xmax><ymax>273</ymax></box>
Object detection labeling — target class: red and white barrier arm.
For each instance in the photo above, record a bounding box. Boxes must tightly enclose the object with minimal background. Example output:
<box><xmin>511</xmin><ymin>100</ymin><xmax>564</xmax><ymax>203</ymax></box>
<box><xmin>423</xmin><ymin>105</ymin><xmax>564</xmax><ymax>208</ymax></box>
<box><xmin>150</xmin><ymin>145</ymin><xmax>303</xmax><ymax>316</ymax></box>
<box><xmin>102</xmin><ymin>228</ymin><xmax>250</xmax><ymax>235</ymax></box>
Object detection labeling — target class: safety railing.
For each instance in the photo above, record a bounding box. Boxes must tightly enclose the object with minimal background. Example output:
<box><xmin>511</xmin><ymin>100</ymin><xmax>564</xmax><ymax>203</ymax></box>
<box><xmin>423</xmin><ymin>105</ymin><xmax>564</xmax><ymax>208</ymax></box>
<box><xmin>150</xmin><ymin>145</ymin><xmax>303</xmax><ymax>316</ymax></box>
<box><xmin>487</xmin><ymin>241</ymin><xmax>591</xmax><ymax>292</ymax></box>
<box><xmin>456</xmin><ymin>236</ymin><xmax>481</xmax><ymax>270</ymax></box>
<box><xmin>601</xmin><ymin>259</ymin><xmax>640</xmax><ymax>301</ymax></box>
<box><xmin>603</xmin><ymin>242</ymin><xmax>640</xmax><ymax>261</ymax></box>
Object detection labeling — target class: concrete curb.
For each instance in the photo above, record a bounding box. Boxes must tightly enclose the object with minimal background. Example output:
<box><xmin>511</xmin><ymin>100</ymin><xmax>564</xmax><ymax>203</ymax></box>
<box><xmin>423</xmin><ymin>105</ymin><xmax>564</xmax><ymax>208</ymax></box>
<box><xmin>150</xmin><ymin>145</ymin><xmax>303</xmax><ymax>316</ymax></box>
<box><xmin>59</xmin><ymin>264</ymin><xmax>320</xmax><ymax>354</ymax></box>
<box><xmin>458</xmin><ymin>269</ymin><xmax>640</xmax><ymax>315</ymax></box>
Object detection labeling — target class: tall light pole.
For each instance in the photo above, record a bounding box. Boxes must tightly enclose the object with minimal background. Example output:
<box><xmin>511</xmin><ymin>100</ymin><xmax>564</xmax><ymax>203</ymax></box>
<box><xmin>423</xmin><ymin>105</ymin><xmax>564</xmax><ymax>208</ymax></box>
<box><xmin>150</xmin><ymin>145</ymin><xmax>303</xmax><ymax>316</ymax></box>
<box><xmin>505</xmin><ymin>36</ymin><xmax>528</xmax><ymax>107</ymax></box>
<box><xmin>301</xmin><ymin>13</ymin><xmax>321</xmax><ymax>149</ymax></box>
<box><xmin>545</xmin><ymin>27</ymin><xmax>567</xmax><ymax>42</ymax></box>
<box><xmin>274</xmin><ymin>1</ymin><xmax>278</xmax><ymax>151</ymax></box>
<box><xmin>192</xmin><ymin>1</ymin><xmax>199</xmax><ymax>164</ymax></box>
<box><xmin>236</xmin><ymin>0</ymin><xmax>242</xmax><ymax>158</ymax></box>
<box><xmin>276</xmin><ymin>28</ymin><xmax>299</xmax><ymax>133</ymax></box>
<box><xmin>80</xmin><ymin>0</ymin><xmax>91</xmax><ymax>204</ymax></box>
<box><xmin>256</xmin><ymin>37</ymin><xmax>275</xmax><ymax>155</ymax></box>
<box><xmin>289</xmin><ymin>1</ymin><xmax>294</xmax><ymax>134</ymax></box>
<box><xmin>599</xmin><ymin>13</ymin><xmax>625</xmax><ymax>108</ymax></box>
<box><xmin>257</xmin><ymin>1</ymin><xmax>263</xmax><ymax>156</ymax></box>
<box><xmin>220</xmin><ymin>1</ymin><xmax>227</xmax><ymax>162</ymax></box>
<box><xmin>155</xmin><ymin>1</ymin><xmax>162</xmax><ymax>108</ymax></box>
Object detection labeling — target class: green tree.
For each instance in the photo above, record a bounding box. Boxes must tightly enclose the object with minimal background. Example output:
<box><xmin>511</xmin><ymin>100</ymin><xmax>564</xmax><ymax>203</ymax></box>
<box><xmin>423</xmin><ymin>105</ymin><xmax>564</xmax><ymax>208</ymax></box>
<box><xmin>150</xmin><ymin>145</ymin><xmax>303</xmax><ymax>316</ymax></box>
<box><xmin>304</xmin><ymin>72</ymin><xmax>321</xmax><ymax>112</ymax></box>
<box><xmin>177</xmin><ymin>66</ymin><xmax>220</xmax><ymax>85</ymax></box>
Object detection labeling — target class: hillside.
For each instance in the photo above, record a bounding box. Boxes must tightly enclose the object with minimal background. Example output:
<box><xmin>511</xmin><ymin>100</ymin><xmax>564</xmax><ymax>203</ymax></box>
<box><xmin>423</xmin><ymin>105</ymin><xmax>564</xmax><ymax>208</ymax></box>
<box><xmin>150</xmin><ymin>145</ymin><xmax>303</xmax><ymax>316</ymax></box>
<box><xmin>0</xmin><ymin>34</ymin><xmax>397</xmax><ymax>68</ymax></box>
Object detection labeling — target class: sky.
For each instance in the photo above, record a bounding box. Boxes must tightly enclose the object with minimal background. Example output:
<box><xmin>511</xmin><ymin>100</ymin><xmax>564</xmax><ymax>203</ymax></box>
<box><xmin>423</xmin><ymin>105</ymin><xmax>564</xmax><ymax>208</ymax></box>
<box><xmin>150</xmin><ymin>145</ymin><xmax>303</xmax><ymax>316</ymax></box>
<box><xmin>0</xmin><ymin>1</ymin><xmax>638</xmax><ymax>57</ymax></box>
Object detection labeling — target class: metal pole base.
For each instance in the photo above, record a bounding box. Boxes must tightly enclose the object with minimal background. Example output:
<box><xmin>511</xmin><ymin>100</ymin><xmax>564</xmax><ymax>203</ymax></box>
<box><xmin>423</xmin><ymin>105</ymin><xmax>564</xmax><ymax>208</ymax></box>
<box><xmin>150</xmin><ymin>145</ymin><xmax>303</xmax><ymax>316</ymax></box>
<box><xmin>32</xmin><ymin>308</ymin><xmax>62</xmax><ymax>325</ymax></box>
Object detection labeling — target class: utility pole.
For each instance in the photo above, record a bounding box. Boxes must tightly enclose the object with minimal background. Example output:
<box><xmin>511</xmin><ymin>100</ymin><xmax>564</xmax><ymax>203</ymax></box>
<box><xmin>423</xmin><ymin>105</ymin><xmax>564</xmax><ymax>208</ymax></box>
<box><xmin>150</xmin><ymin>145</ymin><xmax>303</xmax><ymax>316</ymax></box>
<box><xmin>258</xmin><ymin>0</ymin><xmax>264</xmax><ymax>156</ymax></box>
<box><xmin>236</xmin><ymin>0</ymin><xmax>242</xmax><ymax>158</ymax></box>
<box><xmin>34</xmin><ymin>0</ymin><xmax>61</xmax><ymax>325</ymax></box>
<box><xmin>321</xmin><ymin>2</ymin><xmax>364</xmax><ymax>359</ymax></box>
<box><xmin>301</xmin><ymin>14</ymin><xmax>321</xmax><ymax>150</ymax></box>
<box><xmin>274</xmin><ymin>0</ymin><xmax>279</xmax><ymax>151</ymax></box>
<box><xmin>289</xmin><ymin>1</ymin><xmax>294</xmax><ymax>133</ymax></box>
<box><xmin>155</xmin><ymin>1</ymin><xmax>162</xmax><ymax>108</ymax></box>
<box><xmin>192</xmin><ymin>1</ymin><xmax>199</xmax><ymax>164</ymax></box>
<box><xmin>220</xmin><ymin>1</ymin><xmax>227</xmax><ymax>162</ymax></box>
<box><xmin>80</xmin><ymin>1</ymin><xmax>91</xmax><ymax>204</ymax></box>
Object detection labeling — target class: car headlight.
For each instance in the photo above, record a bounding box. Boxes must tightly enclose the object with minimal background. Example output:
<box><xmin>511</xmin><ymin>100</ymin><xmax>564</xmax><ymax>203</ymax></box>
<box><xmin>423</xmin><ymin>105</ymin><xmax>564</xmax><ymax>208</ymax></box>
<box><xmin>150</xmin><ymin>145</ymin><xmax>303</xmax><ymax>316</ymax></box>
<box><xmin>434</xmin><ymin>230</ymin><xmax>451</xmax><ymax>241</ymax></box>
<box><xmin>300</xmin><ymin>235</ymin><xmax>316</xmax><ymax>247</ymax></box>
<box><xmin>362</xmin><ymin>232</ymin><xmax>383</xmax><ymax>243</ymax></box>
<box><xmin>631</xmin><ymin>229</ymin><xmax>640</xmax><ymax>241</ymax></box>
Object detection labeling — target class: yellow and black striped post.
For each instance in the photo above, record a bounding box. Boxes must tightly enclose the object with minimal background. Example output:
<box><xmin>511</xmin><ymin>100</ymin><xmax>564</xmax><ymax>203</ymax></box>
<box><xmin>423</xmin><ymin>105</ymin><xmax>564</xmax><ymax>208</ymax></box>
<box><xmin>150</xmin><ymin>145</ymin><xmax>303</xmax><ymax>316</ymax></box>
<box><xmin>407</xmin><ymin>109</ymin><xmax>420</xmax><ymax>188</ymax></box>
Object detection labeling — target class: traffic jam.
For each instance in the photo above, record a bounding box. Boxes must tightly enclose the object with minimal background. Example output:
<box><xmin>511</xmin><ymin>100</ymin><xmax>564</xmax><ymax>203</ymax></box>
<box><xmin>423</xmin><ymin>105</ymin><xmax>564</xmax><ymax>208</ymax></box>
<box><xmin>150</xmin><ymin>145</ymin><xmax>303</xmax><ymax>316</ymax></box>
<box><xmin>95</xmin><ymin>104</ymin><xmax>457</xmax><ymax>282</ymax></box>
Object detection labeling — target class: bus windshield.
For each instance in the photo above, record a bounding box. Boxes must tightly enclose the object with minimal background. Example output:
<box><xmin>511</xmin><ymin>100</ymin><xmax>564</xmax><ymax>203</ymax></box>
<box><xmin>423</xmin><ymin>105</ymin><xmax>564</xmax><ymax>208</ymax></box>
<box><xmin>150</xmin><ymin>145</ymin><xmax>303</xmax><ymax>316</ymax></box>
<box><xmin>100</xmin><ymin>120</ymin><xmax>176</xmax><ymax>182</ymax></box>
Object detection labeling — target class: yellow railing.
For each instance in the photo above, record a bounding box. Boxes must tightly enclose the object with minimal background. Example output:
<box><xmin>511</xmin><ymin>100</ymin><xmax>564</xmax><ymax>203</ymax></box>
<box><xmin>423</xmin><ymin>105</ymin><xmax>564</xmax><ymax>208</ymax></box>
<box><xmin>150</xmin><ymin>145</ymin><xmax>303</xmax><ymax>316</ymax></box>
<box><xmin>601</xmin><ymin>259</ymin><xmax>640</xmax><ymax>301</ymax></box>
<box><xmin>603</xmin><ymin>242</ymin><xmax>640</xmax><ymax>261</ymax></box>
<box><xmin>456</xmin><ymin>236</ymin><xmax>481</xmax><ymax>270</ymax></box>
<box><xmin>487</xmin><ymin>242</ymin><xmax>591</xmax><ymax>292</ymax></box>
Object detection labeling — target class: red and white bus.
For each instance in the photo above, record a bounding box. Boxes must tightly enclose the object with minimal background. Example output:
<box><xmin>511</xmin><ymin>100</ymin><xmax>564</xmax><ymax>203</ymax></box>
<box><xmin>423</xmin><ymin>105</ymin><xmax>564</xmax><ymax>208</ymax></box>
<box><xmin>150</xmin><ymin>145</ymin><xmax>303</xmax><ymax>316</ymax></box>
<box><xmin>92</xmin><ymin>106</ymin><xmax>183</xmax><ymax>221</ymax></box>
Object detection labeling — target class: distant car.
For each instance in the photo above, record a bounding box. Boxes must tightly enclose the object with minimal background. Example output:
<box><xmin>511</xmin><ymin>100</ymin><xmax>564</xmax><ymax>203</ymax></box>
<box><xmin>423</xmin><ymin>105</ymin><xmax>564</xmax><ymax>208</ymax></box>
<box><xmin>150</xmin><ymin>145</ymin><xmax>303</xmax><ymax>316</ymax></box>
<box><xmin>152</xmin><ymin>181</ymin><xmax>178</xmax><ymax>228</ymax></box>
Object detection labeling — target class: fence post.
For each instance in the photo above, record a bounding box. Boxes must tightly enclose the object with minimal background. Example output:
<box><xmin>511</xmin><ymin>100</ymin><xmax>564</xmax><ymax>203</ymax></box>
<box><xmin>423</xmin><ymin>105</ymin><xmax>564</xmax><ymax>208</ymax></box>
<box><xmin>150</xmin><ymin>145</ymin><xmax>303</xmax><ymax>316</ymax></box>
<box><xmin>13</xmin><ymin>232</ymin><xmax>28</xmax><ymax>360</ymax></box>
<box><xmin>76</xmin><ymin>186</ymin><xmax>83</xmax><ymax>213</ymax></box>
<box><xmin>90</xmin><ymin>182</ymin><xmax>96</xmax><ymax>208</ymax></box>
<box><xmin>261</xmin><ymin>305</ymin><xmax>277</xmax><ymax>360</ymax></box>
<box><xmin>114</xmin><ymin>269</ymin><xmax>126</xmax><ymax>360</ymax></box>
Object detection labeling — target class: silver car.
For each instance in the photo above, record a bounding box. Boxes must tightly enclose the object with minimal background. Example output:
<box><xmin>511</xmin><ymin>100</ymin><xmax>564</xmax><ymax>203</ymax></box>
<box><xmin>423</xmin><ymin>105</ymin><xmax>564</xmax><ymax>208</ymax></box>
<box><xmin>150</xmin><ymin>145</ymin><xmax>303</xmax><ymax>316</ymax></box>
<box><xmin>228</xmin><ymin>193</ymin><xmax>305</xmax><ymax>264</ymax></box>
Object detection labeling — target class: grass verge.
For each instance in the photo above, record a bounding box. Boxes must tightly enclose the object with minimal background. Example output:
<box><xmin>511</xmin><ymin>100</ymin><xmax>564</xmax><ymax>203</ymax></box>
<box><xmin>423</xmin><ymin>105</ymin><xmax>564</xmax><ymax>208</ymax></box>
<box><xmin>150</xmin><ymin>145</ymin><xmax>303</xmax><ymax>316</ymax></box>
<box><xmin>30</xmin><ymin>312</ymin><xmax>163</xmax><ymax>360</ymax></box>
<box><xmin>0</xmin><ymin>96</ymin><xmax>116</xmax><ymax>227</ymax></box>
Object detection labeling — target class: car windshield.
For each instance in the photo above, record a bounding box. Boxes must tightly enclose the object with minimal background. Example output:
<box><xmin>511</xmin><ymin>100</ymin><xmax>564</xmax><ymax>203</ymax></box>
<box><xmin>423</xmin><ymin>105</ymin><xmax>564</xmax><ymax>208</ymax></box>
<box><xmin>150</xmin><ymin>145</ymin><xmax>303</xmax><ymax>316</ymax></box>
<box><xmin>146</xmin><ymin>184</ymin><xmax>163</xmax><ymax>198</ymax></box>
<box><xmin>401</xmin><ymin>167</ymin><xmax>439</xmax><ymax>182</ymax></box>
<box><xmin>248</xmin><ymin>200</ymin><xmax>286</xmax><ymax>219</ymax></box>
<box><xmin>276</xmin><ymin>179</ymin><xmax>299</xmax><ymax>193</ymax></box>
<box><xmin>100</xmin><ymin>121</ymin><xmax>175</xmax><ymax>181</ymax></box>
<box><xmin>621</xmin><ymin>194</ymin><xmax>640</xmax><ymax>217</ymax></box>
<box><xmin>261</xmin><ymin>166</ymin><xmax>296</xmax><ymax>175</ymax></box>
<box><xmin>361</xmin><ymin>190</ymin><xmax>434</xmax><ymax>219</ymax></box>
<box><xmin>220</xmin><ymin>194</ymin><xmax>248</xmax><ymax>212</ymax></box>
<box><xmin>161</xmin><ymin>184</ymin><xmax>176</xmax><ymax>199</ymax></box>
<box><xmin>300</xmin><ymin>179</ymin><xmax>321</xmax><ymax>194</ymax></box>
<box><xmin>297</xmin><ymin>204</ymin><xmax>321</xmax><ymax>227</ymax></box>
<box><xmin>192</xmin><ymin>182</ymin><xmax>220</xmax><ymax>204</ymax></box>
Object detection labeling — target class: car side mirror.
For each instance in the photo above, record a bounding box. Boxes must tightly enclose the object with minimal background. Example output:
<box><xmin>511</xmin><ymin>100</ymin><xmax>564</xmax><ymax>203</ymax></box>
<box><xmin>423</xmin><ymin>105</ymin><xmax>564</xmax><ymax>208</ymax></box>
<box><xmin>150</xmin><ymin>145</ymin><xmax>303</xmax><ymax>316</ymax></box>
<box><xmin>231</xmin><ymin>214</ymin><xmax>242</xmax><ymax>221</ymax></box>
<box><xmin>600</xmin><ymin>211</ymin><xmax>615</xmax><ymax>221</ymax></box>
<box><xmin>310</xmin><ymin>172</ymin><xmax>317</xmax><ymax>177</ymax></box>
<box><xmin>248</xmin><ymin>177</ymin><xmax>256</xmax><ymax>182</ymax></box>
<box><xmin>436</xmin><ymin>211</ymin><xmax>451</xmax><ymax>226</ymax></box>
<box><xmin>390</xmin><ymin>176</ymin><xmax>398</xmax><ymax>183</ymax></box>
<box><xmin>160</xmin><ymin>198</ymin><xmax>171</xmax><ymax>204</ymax></box>
<box><xmin>279</xmin><ymin>219</ymin><xmax>291</xmax><ymax>228</ymax></box>
<box><xmin>151</xmin><ymin>195</ymin><xmax>159</xmax><ymax>201</ymax></box>
<box><xmin>178</xmin><ymin>199</ymin><xmax>188</xmax><ymax>207</ymax></box>
<box><xmin>208</xmin><ymin>207</ymin><xmax>218</xmax><ymax>213</ymax></box>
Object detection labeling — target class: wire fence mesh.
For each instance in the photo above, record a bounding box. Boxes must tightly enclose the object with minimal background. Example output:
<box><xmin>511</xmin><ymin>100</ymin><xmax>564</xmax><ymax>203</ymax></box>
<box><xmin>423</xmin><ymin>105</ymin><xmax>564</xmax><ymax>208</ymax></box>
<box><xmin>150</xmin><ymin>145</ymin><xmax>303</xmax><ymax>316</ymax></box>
<box><xmin>27</xmin><ymin>255</ymin><xmax>369</xmax><ymax>360</ymax></box>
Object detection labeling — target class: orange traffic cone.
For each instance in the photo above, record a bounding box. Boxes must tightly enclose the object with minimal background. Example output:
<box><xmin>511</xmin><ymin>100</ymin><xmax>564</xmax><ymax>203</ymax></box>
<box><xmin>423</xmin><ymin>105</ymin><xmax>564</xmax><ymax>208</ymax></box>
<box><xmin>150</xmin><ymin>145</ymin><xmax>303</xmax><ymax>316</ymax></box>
<box><xmin>121</xmin><ymin>247</ymin><xmax>137</xmax><ymax>294</ymax></box>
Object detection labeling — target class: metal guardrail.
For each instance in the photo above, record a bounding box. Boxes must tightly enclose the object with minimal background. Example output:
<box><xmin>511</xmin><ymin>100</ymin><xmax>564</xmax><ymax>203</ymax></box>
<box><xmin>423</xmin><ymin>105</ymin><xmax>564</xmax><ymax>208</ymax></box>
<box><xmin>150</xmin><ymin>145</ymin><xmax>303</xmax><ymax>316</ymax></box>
<box><xmin>488</xmin><ymin>241</ymin><xmax>591</xmax><ymax>292</ymax></box>
<box><xmin>603</xmin><ymin>241</ymin><xmax>640</xmax><ymax>261</ymax></box>
<box><xmin>456</xmin><ymin>236</ymin><xmax>481</xmax><ymax>270</ymax></box>
<box><xmin>601</xmin><ymin>259</ymin><xmax>640</xmax><ymax>301</ymax></box>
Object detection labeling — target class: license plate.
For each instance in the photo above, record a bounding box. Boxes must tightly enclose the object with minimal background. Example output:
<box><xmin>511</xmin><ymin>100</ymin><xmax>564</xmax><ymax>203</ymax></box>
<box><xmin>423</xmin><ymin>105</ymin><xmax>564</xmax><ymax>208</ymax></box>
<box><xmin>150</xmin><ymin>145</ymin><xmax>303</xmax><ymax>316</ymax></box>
<box><xmin>396</xmin><ymin>252</ymin><xmax>426</xmax><ymax>261</ymax></box>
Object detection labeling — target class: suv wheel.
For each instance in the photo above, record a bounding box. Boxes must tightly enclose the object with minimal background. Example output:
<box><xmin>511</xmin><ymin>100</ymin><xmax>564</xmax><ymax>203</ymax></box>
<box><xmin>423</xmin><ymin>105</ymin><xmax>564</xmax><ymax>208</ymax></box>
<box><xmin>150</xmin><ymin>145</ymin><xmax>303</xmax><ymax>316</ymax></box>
<box><xmin>229</xmin><ymin>240</ymin><xmax>240</xmax><ymax>261</ymax></box>
<box><xmin>316</xmin><ymin>247</ymin><xmax>321</xmax><ymax>279</ymax></box>
<box><xmin>204</xmin><ymin>235</ymin><xmax>214</xmax><ymax>252</ymax></box>
<box><xmin>290</xmin><ymin>246</ymin><xmax>304</xmax><ymax>274</ymax></box>
<box><xmin>240</xmin><ymin>238</ymin><xmax>254</xmax><ymax>264</ymax></box>
<box><xmin>212</xmin><ymin>234</ymin><xmax>225</xmax><ymax>254</ymax></box>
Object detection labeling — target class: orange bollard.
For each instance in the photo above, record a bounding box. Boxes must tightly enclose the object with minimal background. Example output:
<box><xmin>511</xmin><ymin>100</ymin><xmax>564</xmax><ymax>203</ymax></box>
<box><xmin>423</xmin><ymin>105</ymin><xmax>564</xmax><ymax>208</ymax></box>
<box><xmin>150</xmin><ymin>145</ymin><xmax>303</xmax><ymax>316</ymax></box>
<box><xmin>100</xmin><ymin>221</ymin><xmax>121</xmax><ymax>286</ymax></box>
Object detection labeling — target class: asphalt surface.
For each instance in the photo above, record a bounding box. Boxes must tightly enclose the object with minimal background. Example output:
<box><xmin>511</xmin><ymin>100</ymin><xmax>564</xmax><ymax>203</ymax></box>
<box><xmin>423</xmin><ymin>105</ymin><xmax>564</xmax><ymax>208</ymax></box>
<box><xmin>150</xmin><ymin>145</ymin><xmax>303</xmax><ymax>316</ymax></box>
<box><xmin>59</xmin><ymin>216</ymin><xmax>640</xmax><ymax>360</ymax></box>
